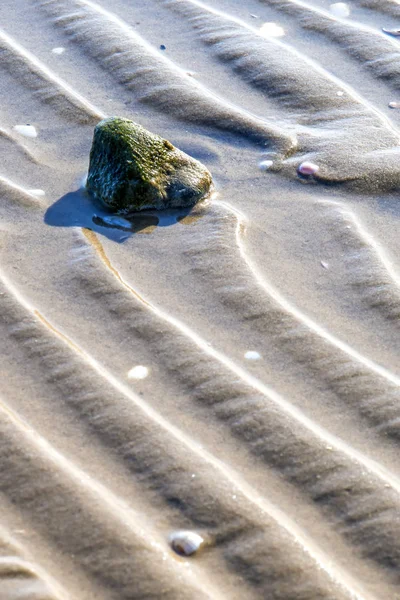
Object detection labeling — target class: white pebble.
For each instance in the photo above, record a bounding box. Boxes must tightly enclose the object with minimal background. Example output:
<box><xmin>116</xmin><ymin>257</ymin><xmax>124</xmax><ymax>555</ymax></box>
<box><xmin>13</xmin><ymin>125</ymin><xmax>37</xmax><ymax>138</ymax></box>
<box><xmin>259</xmin><ymin>159</ymin><xmax>274</xmax><ymax>171</ymax></box>
<box><xmin>337</xmin><ymin>91</ymin><xmax>344</xmax><ymax>97</ymax></box>
<box><xmin>260</xmin><ymin>22</ymin><xmax>285</xmax><ymax>38</ymax></box>
<box><xmin>329</xmin><ymin>2</ymin><xmax>350</xmax><ymax>18</ymax></box>
<box><xmin>389</xmin><ymin>101</ymin><xmax>400</xmax><ymax>109</ymax></box>
<box><xmin>245</xmin><ymin>351</ymin><xmax>261</xmax><ymax>360</ymax></box>
<box><xmin>28</xmin><ymin>189</ymin><xmax>45</xmax><ymax>197</ymax></box>
<box><xmin>127</xmin><ymin>365</ymin><xmax>149</xmax><ymax>380</ymax></box>
<box><xmin>298</xmin><ymin>161</ymin><xmax>319</xmax><ymax>176</ymax></box>
<box><xmin>169</xmin><ymin>531</ymin><xmax>204</xmax><ymax>556</ymax></box>
<box><xmin>52</xmin><ymin>47</ymin><xmax>65</xmax><ymax>55</ymax></box>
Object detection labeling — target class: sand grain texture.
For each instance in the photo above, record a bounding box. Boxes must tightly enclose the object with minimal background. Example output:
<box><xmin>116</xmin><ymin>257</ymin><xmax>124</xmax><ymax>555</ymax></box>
<box><xmin>1</xmin><ymin>0</ymin><xmax>400</xmax><ymax>598</ymax></box>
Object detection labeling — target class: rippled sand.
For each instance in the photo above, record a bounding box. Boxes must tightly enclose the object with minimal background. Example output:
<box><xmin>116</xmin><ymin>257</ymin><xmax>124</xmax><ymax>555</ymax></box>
<box><xmin>1</xmin><ymin>0</ymin><xmax>400</xmax><ymax>598</ymax></box>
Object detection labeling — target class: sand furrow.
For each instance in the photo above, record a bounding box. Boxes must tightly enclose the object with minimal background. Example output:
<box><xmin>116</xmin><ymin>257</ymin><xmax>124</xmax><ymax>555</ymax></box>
<box><xmin>318</xmin><ymin>200</ymin><xmax>400</xmax><ymax>322</ymax></box>
<box><xmin>160</xmin><ymin>0</ymin><xmax>400</xmax><ymax>190</ymax></box>
<box><xmin>34</xmin><ymin>0</ymin><xmax>296</xmax><ymax>152</ymax></box>
<box><xmin>0</xmin><ymin>399</ymin><xmax>219</xmax><ymax>598</ymax></box>
<box><xmin>350</xmin><ymin>0</ymin><xmax>400</xmax><ymax>18</ymax></box>
<box><xmin>0</xmin><ymin>525</ymin><xmax>68</xmax><ymax>600</ymax></box>
<box><xmin>256</xmin><ymin>0</ymin><xmax>400</xmax><ymax>90</ymax></box>
<box><xmin>0</xmin><ymin>175</ymin><xmax>46</xmax><ymax>208</ymax></box>
<box><xmin>175</xmin><ymin>199</ymin><xmax>400</xmax><ymax>440</ymax></box>
<box><xmin>36</xmin><ymin>226</ymin><xmax>400</xmax><ymax>583</ymax></box>
<box><xmin>0</xmin><ymin>269</ymin><xmax>368</xmax><ymax>600</ymax></box>
<box><xmin>0</xmin><ymin>28</ymin><xmax>104</xmax><ymax>123</ymax></box>
<box><xmin>0</xmin><ymin>126</ymin><xmax>39</xmax><ymax>164</ymax></box>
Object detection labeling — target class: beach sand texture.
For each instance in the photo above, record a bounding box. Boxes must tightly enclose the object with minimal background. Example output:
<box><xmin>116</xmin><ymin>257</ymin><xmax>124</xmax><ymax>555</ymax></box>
<box><xmin>1</xmin><ymin>0</ymin><xmax>400</xmax><ymax>598</ymax></box>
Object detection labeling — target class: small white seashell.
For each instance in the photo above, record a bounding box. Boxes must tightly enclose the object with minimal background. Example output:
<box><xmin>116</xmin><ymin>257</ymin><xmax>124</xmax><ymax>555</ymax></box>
<box><xmin>389</xmin><ymin>101</ymin><xmax>400</xmax><ymax>109</ymax></box>
<box><xmin>52</xmin><ymin>47</ymin><xmax>65</xmax><ymax>55</ymax></box>
<box><xmin>13</xmin><ymin>124</ymin><xmax>37</xmax><ymax>138</ymax></box>
<box><xmin>259</xmin><ymin>159</ymin><xmax>274</xmax><ymax>171</ymax></box>
<box><xmin>298</xmin><ymin>161</ymin><xmax>319</xmax><ymax>176</ymax></box>
<box><xmin>245</xmin><ymin>351</ymin><xmax>261</xmax><ymax>360</ymax></box>
<box><xmin>28</xmin><ymin>189</ymin><xmax>45</xmax><ymax>197</ymax></box>
<box><xmin>127</xmin><ymin>365</ymin><xmax>149</xmax><ymax>379</ymax></box>
<box><xmin>320</xmin><ymin>261</ymin><xmax>329</xmax><ymax>270</ymax></box>
<box><xmin>337</xmin><ymin>91</ymin><xmax>344</xmax><ymax>97</ymax></box>
<box><xmin>169</xmin><ymin>531</ymin><xmax>204</xmax><ymax>556</ymax></box>
<box><xmin>260</xmin><ymin>22</ymin><xmax>285</xmax><ymax>38</ymax></box>
<box><xmin>329</xmin><ymin>3</ymin><xmax>350</xmax><ymax>18</ymax></box>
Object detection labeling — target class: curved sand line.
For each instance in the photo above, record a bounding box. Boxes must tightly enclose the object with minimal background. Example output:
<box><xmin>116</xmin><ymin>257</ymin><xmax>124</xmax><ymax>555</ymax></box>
<box><xmin>216</xmin><ymin>199</ymin><xmax>400</xmax><ymax>386</ymax></box>
<box><xmin>0</xmin><ymin>526</ymin><xmax>68</xmax><ymax>600</ymax></box>
<box><xmin>257</xmin><ymin>0</ymin><xmax>400</xmax><ymax>90</ymax></box>
<box><xmin>179</xmin><ymin>199</ymin><xmax>400</xmax><ymax>440</ymax></box>
<box><xmin>0</xmin><ymin>127</ymin><xmax>39</xmax><ymax>163</ymax></box>
<box><xmin>78</xmin><ymin>228</ymin><xmax>400</xmax><ymax>489</ymax></box>
<box><xmin>0</xmin><ymin>265</ymin><xmax>374</xmax><ymax>600</ymax></box>
<box><xmin>36</xmin><ymin>0</ymin><xmax>297</xmax><ymax>152</ymax></box>
<box><xmin>0</xmin><ymin>390</ymin><xmax>222</xmax><ymax>600</ymax></box>
<box><xmin>350</xmin><ymin>0</ymin><xmax>400</xmax><ymax>18</ymax></box>
<box><xmin>0</xmin><ymin>28</ymin><xmax>104</xmax><ymax>123</ymax></box>
<box><xmin>0</xmin><ymin>175</ymin><xmax>46</xmax><ymax>207</ymax></box>
<box><xmin>319</xmin><ymin>199</ymin><xmax>400</xmax><ymax>322</ymax></box>
<box><xmin>161</xmin><ymin>0</ymin><xmax>400</xmax><ymax>190</ymax></box>
<box><xmin>61</xmin><ymin>225</ymin><xmax>400</xmax><ymax>580</ymax></box>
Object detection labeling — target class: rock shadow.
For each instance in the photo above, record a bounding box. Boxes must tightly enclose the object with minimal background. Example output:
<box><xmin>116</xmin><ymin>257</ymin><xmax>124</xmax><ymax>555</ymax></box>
<box><xmin>44</xmin><ymin>188</ymin><xmax>196</xmax><ymax>243</ymax></box>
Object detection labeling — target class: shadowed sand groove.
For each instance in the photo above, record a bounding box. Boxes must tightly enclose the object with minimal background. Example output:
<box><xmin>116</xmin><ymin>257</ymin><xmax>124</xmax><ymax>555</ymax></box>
<box><xmin>319</xmin><ymin>200</ymin><xmax>400</xmax><ymax>322</ymax></box>
<box><xmin>0</xmin><ymin>28</ymin><xmax>104</xmax><ymax>123</ymax></box>
<box><xmin>35</xmin><ymin>0</ymin><xmax>296</xmax><ymax>152</ymax></box>
<box><xmin>0</xmin><ymin>399</ymin><xmax>220</xmax><ymax>598</ymax></box>
<box><xmin>0</xmin><ymin>175</ymin><xmax>46</xmax><ymax>207</ymax></box>
<box><xmin>0</xmin><ymin>126</ymin><xmax>39</xmax><ymax>163</ymax></box>
<box><xmin>351</xmin><ymin>0</ymin><xmax>400</xmax><ymax>18</ymax></box>
<box><xmin>54</xmin><ymin>228</ymin><xmax>400</xmax><ymax>584</ymax></box>
<box><xmin>0</xmin><ymin>526</ymin><xmax>67</xmax><ymax>600</ymax></box>
<box><xmin>176</xmin><ymin>200</ymin><xmax>400</xmax><ymax>439</ymax></box>
<box><xmin>0</xmin><ymin>269</ymin><xmax>371</xmax><ymax>599</ymax></box>
<box><xmin>256</xmin><ymin>0</ymin><xmax>400</xmax><ymax>90</ymax></box>
<box><xmin>161</xmin><ymin>0</ymin><xmax>400</xmax><ymax>189</ymax></box>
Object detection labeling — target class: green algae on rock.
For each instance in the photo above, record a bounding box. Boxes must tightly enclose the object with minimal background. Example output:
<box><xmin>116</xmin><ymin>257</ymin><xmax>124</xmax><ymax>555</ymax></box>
<box><xmin>86</xmin><ymin>117</ymin><xmax>213</xmax><ymax>213</ymax></box>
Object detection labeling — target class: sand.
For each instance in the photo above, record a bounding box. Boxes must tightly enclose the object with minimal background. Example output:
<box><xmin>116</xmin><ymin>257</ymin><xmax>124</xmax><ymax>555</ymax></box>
<box><xmin>1</xmin><ymin>0</ymin><xmax>400</xmax><ymax>598</ymax></box>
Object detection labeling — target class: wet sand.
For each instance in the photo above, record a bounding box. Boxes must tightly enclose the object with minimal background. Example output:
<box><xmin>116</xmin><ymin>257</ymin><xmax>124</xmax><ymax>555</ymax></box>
<box><xmin>1</xmin><ymin>0</ymin><xmax>400</xmax><ymax>598</ymax></box>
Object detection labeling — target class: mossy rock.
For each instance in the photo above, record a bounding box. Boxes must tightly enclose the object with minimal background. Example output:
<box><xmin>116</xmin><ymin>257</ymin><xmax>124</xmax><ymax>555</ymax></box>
<box><xmin>86</xmin><ymin>117</ymin><xmax>213</xmax><ymax>213</ymax></box>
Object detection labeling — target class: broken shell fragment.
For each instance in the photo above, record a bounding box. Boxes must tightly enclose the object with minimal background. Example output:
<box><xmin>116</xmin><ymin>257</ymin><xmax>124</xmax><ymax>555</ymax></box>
<box><xmin>298</xmin><ymin>161</ymin><xmax>319</xmax><ymax>176</ymax></box>
<box><xmin>389</xmin><ymin>102</ymin><xmax>400</xmax><ymax>109</ymax></box>
<box><xmin>169</xmin><ymin>531</ymin><xmax>204</xmax><ymax>556</ymax></box>
<box><xmin>86</xmin><ymin>117</ymin><xmax>213</xmax><ymax>213</ymax></box>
